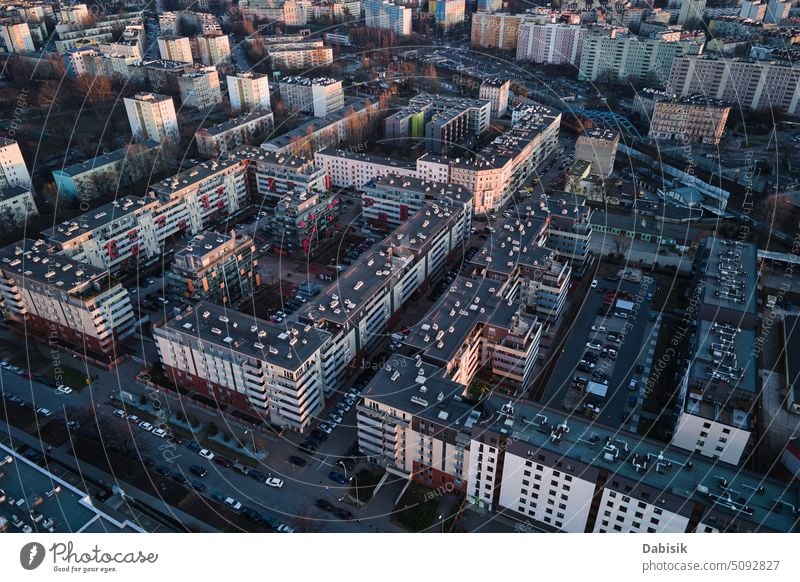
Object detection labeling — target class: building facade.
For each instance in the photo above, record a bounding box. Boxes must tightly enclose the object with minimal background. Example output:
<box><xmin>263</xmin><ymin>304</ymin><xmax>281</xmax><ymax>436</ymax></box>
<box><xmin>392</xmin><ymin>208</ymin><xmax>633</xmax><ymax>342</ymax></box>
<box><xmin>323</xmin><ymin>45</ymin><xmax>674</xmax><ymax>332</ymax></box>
<box><xmin>278</xmin><ymin>76</ymin><xmax>344</xmax><ymax>117</ymax></box>
<box><xmin>178</xmin><ymin>67</ymin><xmax>223</xmax><ymax>110</ymax></box>
<box><xmin>227</xmin><ymin>72</ymin><xmax>271</xmax><ymax>112</ymax></box>
<box><xmin>516</xmin><ymin>23</ymin><xmax>586</xmax><ymax>66</ymax></box>
<box><xmin>124</xmin><ymin>92</ymin><xmax>180</xmax><ymax>142</ymax></box>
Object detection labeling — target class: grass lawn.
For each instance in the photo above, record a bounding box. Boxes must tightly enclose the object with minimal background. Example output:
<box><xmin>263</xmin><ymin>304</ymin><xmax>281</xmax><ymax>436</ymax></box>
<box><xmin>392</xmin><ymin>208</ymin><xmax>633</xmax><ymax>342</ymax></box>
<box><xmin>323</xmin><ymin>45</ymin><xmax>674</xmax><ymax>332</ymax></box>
<box><xmin>392</xmin><ymin>482</ymin><xmax>440</xmax><ymax>532</ymax></box>
<box><xmin>46</xmin><ymin>363</ymin><xmax>92</xmax><ymax>391</ymax></box>
<box><xmin>350</xmin><ymin>468</ymin><xmax>384</xmax><ymax>504</ymax></box>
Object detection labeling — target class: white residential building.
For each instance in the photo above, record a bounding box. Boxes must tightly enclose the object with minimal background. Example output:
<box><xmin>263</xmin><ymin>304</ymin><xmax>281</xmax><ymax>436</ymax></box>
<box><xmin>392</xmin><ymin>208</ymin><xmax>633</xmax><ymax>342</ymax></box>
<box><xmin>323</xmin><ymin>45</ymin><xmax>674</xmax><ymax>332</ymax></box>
<box><xmin>124</xmin><ymin>93</ymin><xmax>179</xmax><ymax>142</ymax></box>
<box><xmin>227</xmin><ymin>72</ymin><xmax>271</xmax><ymax>112</ymax></box>
<box><xmin>0</xmin><ymin>186</ymin><xmax>38</xmax><ymax>228</ymax></box>
<box><xmin>516</xmin><ymin>23</ymin><xmax>586</xmax><ymax>66</ymax></box>
<box><xmin>178</xmin><ymin>67</ymin><xmax>223</xmax><ymax>110</ymax></box>
<box><xmin>157</xmin><ymin>34</ymin><xmax>193</xmax><ymax>64</ymax></box>
<box><xmin>0</xmin><ymin>22</ymin><xmax>36</xmax><ymax>53</ymax></box>
<box><xmin>278</xmin><ymin>76</ymin><xmax>344</xmax><ymax>117</ymax></box>
<box><xmin>0</xmin><ymin>138</ymin><xmax>31</xmax><ymax>189</ymax></box>
<box><xmin>195</xmin><ymin>33</ymin><xmax>231</xmax><ymax>65</ymax></box>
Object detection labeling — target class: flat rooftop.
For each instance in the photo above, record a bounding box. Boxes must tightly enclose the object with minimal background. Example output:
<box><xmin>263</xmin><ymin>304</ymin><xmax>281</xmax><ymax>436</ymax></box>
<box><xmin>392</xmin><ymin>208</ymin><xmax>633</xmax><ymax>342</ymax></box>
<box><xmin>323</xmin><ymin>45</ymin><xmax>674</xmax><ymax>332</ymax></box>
<box><xmin>699</xmin><ymin>237</ymin><xmax>758</xmax><ymax>316</ymax></box>
<box><xmin>53</xmin><ymin>141</ymin><xmax>160</xmax><ymax>177</ymax></box>
<box><xmin>262</xmin><ymin>97</ymin><xmax>371</xmax><ymax>151</ymax></box>
<box><xmin>369</xmin><ymin>174</ymin><xmax>473</xmax><ymax>204</ymax></box>
<box><xmin>161</xmin><ymin>301</ymin><xmax>330</xmax><ymax>371</ymax></box>
<box><xmin>198</xmin><ymin>108</ymin><xmax>273</xmax><ymax>137</ymax></box>
<box><xmin>363</xmin><ymin>354</ymin><xmax>478</xmax><ymax>429</ymax></box>
<box><xmin>150</xmin><ymin>157</ymin><xmax>245</xmax><ymax>199</ymax></box>
<box><xmin>476</xmin><ymin>397</ymin><xmax>799</xmax><ymax>532</ymax></box>
<box><xmin>44</xmin><ymin>196</ymin><xmax>157</xmax><ymax>243</ymax></box>
<box><xmin>0</xmin><ymin>239</ymin><xmax>110</xmax><ymax>297</ymax></box>
<box><xmin>0</xmin><ymin>443</ymin><xmax>144</xmax><ymax>533</ymax></box>
<box><xmin>279</xmin><ymin>76</ymin><xmax>340</xmax><ymax>87</ymax></box>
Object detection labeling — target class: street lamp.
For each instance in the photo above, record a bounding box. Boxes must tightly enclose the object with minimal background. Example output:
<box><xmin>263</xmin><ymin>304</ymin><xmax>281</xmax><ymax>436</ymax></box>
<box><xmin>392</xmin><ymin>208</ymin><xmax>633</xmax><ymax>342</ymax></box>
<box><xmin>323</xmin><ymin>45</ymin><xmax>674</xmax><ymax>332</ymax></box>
<box><xmin>244</xmin><ymin>430</ymin><xmax>257</xmax><ymax>454</ymax></box>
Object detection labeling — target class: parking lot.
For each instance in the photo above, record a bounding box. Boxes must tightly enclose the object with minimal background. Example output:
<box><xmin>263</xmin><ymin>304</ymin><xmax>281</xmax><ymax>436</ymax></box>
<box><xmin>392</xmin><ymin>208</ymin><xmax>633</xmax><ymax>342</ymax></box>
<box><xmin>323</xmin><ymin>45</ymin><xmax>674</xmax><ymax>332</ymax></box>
<box><xmin>541</xmin><ymin>274</ymin><xmax>658</xmax><ymax>428</ymax></box>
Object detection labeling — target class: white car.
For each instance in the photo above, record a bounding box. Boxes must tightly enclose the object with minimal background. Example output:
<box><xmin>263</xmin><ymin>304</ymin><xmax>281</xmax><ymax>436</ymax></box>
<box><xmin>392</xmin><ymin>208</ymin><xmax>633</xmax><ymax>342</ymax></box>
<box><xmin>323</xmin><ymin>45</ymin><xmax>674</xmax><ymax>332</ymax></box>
<box><xmin>36</xmin><ymin>407</ymin><xmax>52</xmax><ymax>417</ymax></box>
<box><xmin>152</xmin><ymin>428</ymin><xmax>168</xmax><ymax>438</ymax></box>
<box><xmin>199</xmin><ymin>449</ymin><xmax>215</xmax><ymax>460</ymax></box>
<box><xmin>318</xmin><ymin>424</ymin><xmax>332</xmax><ymax>435</ymax></box>
<box><xmin>329</xmin><ymin>414</ymin><xmax>343</xmax><ymax>424</ymax></box>
<box><xmin>112</xmin><ymin>409</ymin><xmax>127</xmax><ymax>419</ymax></box>
<box><xmin>55</xmin><ymin>385</ymin><xmax>73</xmax><ymax>395</ymax></box>
<box><xmin>0</xmin><ymin>361</ymin><xmax>10</xmax><ymax>370</ymax></box>
<box><xmin>591</xmin><ymin>279</ymin><xmax>598</xmax><ymax>289</ymax></box>
<box><xmin>276</xmin><ymin>524</ymin><xmax>294</xmax><ymax>533</ymax></box>
<box><xmin>0</xmin><ymin>454</ymin><xmax>13</xmax><ymax>466</ymax></box>
<box><xmin>586</xmin><ymin>341</ymin><xmax>602</xmax><ymax>351</ymax></box>
<box><xmin>138</xmin><ymin>422</ymin><xmax>154</xmax><ymax>432</ymax></box>
<box><xmin>224</xmin><ymin>497</ymin><xmax>242</xmax><ymax>511</ymax></box>
<box><xmin>265</xmin><ymin>477</ymin><xmax>284</xmax><ymax>488</ymax></box>
<box><xmin>591</xmin><ymin>325</ymin><xmax>607</xmax><ymax>332</ymax></box>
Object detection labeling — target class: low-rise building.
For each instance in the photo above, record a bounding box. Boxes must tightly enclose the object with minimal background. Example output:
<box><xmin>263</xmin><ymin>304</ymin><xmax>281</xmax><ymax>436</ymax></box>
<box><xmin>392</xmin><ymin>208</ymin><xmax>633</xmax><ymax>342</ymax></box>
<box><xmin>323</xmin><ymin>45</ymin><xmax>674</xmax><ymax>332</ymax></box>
<box><xmin>154</xmin><ymin>301</ymin><xmax>331</xmax><ymax>431</ymax></box>
<box><xmin>195</xmin><ymin>109</ymin><xmax>275</xmax><ymax>159</ymax></box>
<box><xmin>575</xmin><ymin>127</ymin><xmax>619</xmax><ymax>177</ymax></box>
<box><xmin>166</xmin><ymin>231</ymin><xmax>258</xmax><ymax>306</ymax></box>
<box><xmin>0</xmin><ymin>239</ymin><xmax>135</xmax><ymax>357</ymax></box>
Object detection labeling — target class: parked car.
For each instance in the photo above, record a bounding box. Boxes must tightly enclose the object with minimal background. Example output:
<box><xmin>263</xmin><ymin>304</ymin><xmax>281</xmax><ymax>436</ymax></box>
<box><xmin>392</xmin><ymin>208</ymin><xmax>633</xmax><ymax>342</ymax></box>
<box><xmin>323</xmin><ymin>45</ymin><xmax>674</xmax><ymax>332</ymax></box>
<box><xmin>315</xmin><ymin>499</ymin><xmax>334</xmax><ymax>511</ymax></box>
<box><xmin>198</xmin><ymin>449</ymin><xmax>215</xmax><ymax>460</ymax></box>
<box><xmin>35</xmin><ymin>407</ymin><xmax>52</xmax><ymax>417</ymax></box>
<box><xmin>189</xmin><ymin>464</ymin><xmax>207</xmax><ymax>478</ymax></box>
<box><xmin>288</xmin><ymin>455</ymin><xmax>307</xmax><ymax>467</ymax></box>
<box><xmin>152</xmin><ymin>428</ymin><xmax>169</xmax><ymax>438</ymax></box>
<box><xmin>155</xmin><ymin>465</ymin><xmax>171</xmax><ymax>477</ymax></box>
<box><xmin>190</xmin><ymin>480</ymin><xmax>206</xmax><ymax>493</ymax></box>
<box><xmin>248</xmin><ymin>470</ymin><xmax>267</xmax><ymax>483</ymax></box>
<box><xmin>333</xmin><ymin>507</ymin><xmax>354</xmax><ymax>520</ymax></box>
<box><xmin>55</xmin><ymin>385</ymin><xmax>73</xmax><ymax>395</ymax></box>
<box><xmin>186</xmin><ymin>441</ymin><xmax>202</xmax><ymax>453</ymax></box>
<box><xmin>138</xmin><ymin>422</ymin><xmax>154</xmax><ymax>432</ymax></box>
<box><xmin>214</xmin><ymin>455</ymin><xmax>234</xmax><ymax>468</ymax></box>
<box><xmin>328</xmin><ymin>471</ymin><xmax>349</xmax><ymax>485</ymax></box>
<box><xmin>224</xmin><ymin>497</ymin><xmax>242</xmax><ymax>511</ymax></box>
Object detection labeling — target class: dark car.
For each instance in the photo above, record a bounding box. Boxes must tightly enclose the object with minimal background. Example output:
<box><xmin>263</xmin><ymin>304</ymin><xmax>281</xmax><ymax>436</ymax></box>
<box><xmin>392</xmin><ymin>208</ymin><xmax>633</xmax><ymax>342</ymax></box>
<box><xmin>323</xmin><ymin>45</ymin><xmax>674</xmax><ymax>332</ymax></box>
<box><xmin>170</xmin><ymin>434</ymin><xmax>187</xmax><ymax>445</ymax></box>
<box><xmin>310</xmin><ymin>429</ymin><xmax>328</xmax><ymax>442</ymax></box>
<box><xmin>172</xmin><ymin>473</ymin><xmax>188</xmax><ymax>485</ymax></box>
<box><xmin>191</xmin><ymin>480</ymin><xmax>206</xmax><ymax>493</ymax></box>
<box><xmin>214</xmin><ymin>455</ymin><xmax>234</xmax><ymax>468</ymax></box>
<box><xmin>241</xmin><ymin>507</ymin><xmax>261</xmax><ymax>522</ymax></box>
<box><xmin>248</xmin><ymin>469</ymin><xmax>268</xmax><ymax>483</ymax></box>
<box><xmin>189</xmin><ymin>464</ymin><xmax>208</xmax><ymax>478</ymax></box>
<box><xmin>288</xmin><ymin>455</ymin><xmax>307</xmax><ymax>467</ymax></box>
<box><xmin>186</xmin><ymin>441</ymin><xmax>202</xmax><ymax>453</ymax></box>
<box><xmin>333</xmin><ymin>507</ymin><xmax>354</xmax><ymax>520</ymax></box>
<box><xmin>328</xmin><ymin>471</ymin><xmax>349</xmax><ymax>485</ymax></box>
<box><xmin>315</xmin><ymin>499</ymin><xmax>334</xmax><ymax>511</ymax></box>
<box><xmin>155</xmin><ymin>465</ymin><xmax>171</xmax><ymax>477</ymax></box>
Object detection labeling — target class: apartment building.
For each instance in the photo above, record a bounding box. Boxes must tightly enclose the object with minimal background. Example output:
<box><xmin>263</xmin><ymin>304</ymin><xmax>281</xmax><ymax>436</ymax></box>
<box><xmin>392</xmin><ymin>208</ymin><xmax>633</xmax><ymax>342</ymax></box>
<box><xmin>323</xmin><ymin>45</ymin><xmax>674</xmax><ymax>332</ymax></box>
<box><xmin>479</xmin><ymin>78</ymin><xmax>510</xmax><ymax>119</ymax></box>
<box><xmin>154</xmin><ymin>301</ymin><xmax>331</xmax><ymax>431</ymax></box>
<box><xmin>405</xmin><ymin>275</ymin><xmax>542</xmax><ymax>390</ymax></box>
<box><xmin>0</xmin><ymin>138</ymin><xmax>32</xmax><ymax>189</ymax></box>
<box><xmin>195</xmin><ymin>33</ymin><xmax>230</xmax><ymax>66</ymax></box>
<box><xmin>124</xmin><ymin>93</ymin><xmax>180</xmax><ymax>142</ymax></box>
<box><xmin>642</xmin><ymin>93</ymin><xmax>731</xmax><ymax>145</ymax></box>
<box><xmin>362</xmin><ymin>174</ymin><xmax>471</xmax><ymax>233</ymax></box>
<box><xmin>670</xmin><ymin>238</ymin><xmax>760</xmax><ymax>466</ymax></box>
<box><xmin>0</xmin><ymin>22</ymin><xmax>35</xmax><ymax>52</ymax></box>
<box><xmin>678</xmin><ymin>0</ymin><xmax>706</xmax><ymax>27</ymax></box>
<box><xmin>279</xmin><ymin>76</ymin><xmax>344</xmax><ymax>118</ymax></box>
<box><xmin>158</xmin><ymin>34</ymin><xmax>193</xmax><ymax>64</ymax></box>
<box><xmin>57</xmin><ymin>3</ymin><xmax>89</xmax><ymax>24</ymax></box>
<box><xmin>575</xmin><ymin>127</ymin><xmax>619</xmax><ymax>177</ymax></box>
<box><xmin>0</xmin><ymin>239</ymin><xmax>135</xmax><ymax>357</ymax></box>
<box><xmin>539</xmin><ymin>192</ymin><xmax>593</xmax><ymax>269</ymax></box>
<box><xmin>261</xmin><ymin>97</ymin><xmax>378</xmax><ymax>156</ymax></box>
<box><xmin>579</xmin><ymin>34</ymin><xmax>704</xmax><ymax>85</ymax></box>
<box><xmin>268</xmin><ymin>42</ymin><xmax>334</xmax><ymax>70</ymax></box>
<box><xmin>465</xmin><ymin>398</ymin><xmax>795</xmax><ymax>532</ymax></box>
<box><xmin>357</xmin><ymin>355</ymin><xmax>474</xmax><ymax>491</ymax></box>
<box><xmin>299</xmin><ymin>197</ymin><xmax>472</xmax><ymax>393</ymax></box>
<box><xmin>232</xmin><ymin>146</ymin><xmax>328</xmax><ymax>202</ymax></box>
<box><xmin>52</xmin><ymin>141</ymin><xmax>164</xmax><ymax>202</ymax></box>
<box><xmin>667</xmin><ymin>55</ymin><xmax>800</xmax><ymax>116</ymax></box>
<box><xmin>516</xmin><ymin>23</ymin><xmax>586</xmax><ymax>66</ymax></box>
<box><xmin>471</xmin><ymin>13</ymin><xmax>523</xmax><ymax>51</ymax></box>
<box><xmin>165</xmin><ymin>231</ymin><xmax>258</xmax><ymax>306</ymax></box>
<box><xmin>54</xmin><ymin>11</ymin><xmax>143</xmax><ymax>53</ymax></box>
<box><xmin>194</xmin><ymin>109</ymin><xmax>275</xmax><ymax>159</ymax></box>
<box><xmin>0</xmin><ymin>186</ymin><xmax>38</xmax><ymax>228</ymax></box>
<box><xmin>430</xmin><ymin>0</ymin><xmax>465</xmax><ymax>31</ymax></box>
<box><xmin>227</xmin><ymin>72</ymin><xmax>271</xmax><ymax>113</ymax></box>
<box><xmin>178</xmin><ymin>67</ymin><xmax>223</xmax><ymax>110</ymax></box>
<box><xmin>270</xmin><ymin>190</ymin><xmax>340</xmax><ymax>255</ymax></box>
<box><xmin>364</xmin><ymin>0</ymin><xmax>412</xmax><ymax>35</ymax></box>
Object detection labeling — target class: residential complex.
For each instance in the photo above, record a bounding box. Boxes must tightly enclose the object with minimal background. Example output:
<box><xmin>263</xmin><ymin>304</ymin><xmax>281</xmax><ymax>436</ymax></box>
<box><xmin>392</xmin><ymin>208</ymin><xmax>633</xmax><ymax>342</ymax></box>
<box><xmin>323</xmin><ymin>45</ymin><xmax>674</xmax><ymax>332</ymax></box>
<box><xmin>579</xmin><ymin>34</ymin><xmax>703</xmax><ymax>85</ymax></box>
<box><xmin>668</xmin><ymin>55</ymin><xmax>800</xmax><ymax>116</ymax></box>
<box><xmin>0</xmin><ymin>138</ymin><xmax>32</xmax><ymax>189</ymax></box>
<box><xmin>430</xmin><ymin>0</ymin><xmax>465</xmax><ymax>32</ymax></box>
<box><xmin>124</xmin><ymin>92</ymin><xmax>180</xmax><ymax>142</ymax></box>
<box><xmin>0</xmin><ymin>186</ymin><xmax>38</xmax><ymax>228</ymax></box>
<box><xmin>575</xmin><ymin>128</ymin><xmax>619</xmax><ymax>177</ymax></box>
<box><xmin>0</xmin><ymin>22</ymin><xmax>35</xmax><ymax>52</ymax></box>
<box><xmin>195</xmin><ymin>33</ymin><xmax>231</xmax><ymax>66</ymax></box>
<box><xmin>278</xmin><ymin>76</ymin><xmax>344</xmax><ymax>117</ymax></box>
<box><xmin>479</xmin><ymin>78</ymin><xmax>510</xmax><ymax>119</ymax></box>
<box><xmin>157</xmin><ymin>34</ymin><xmax>193</xmax><ymax>64</ymax></box>
<box><xmin>270</xmin><ymin>190</ymin><xmax>340</xmax><ymax>255</ymax></box>
<box><xmin>471</xmin><ymin>12</ymin><xmax>523</xmax><ymax>51</ymax></box>
<box><xmin>636</xmin><ymin>92</ymin><xmax>731</xmax><ymax>145</ymax></box>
